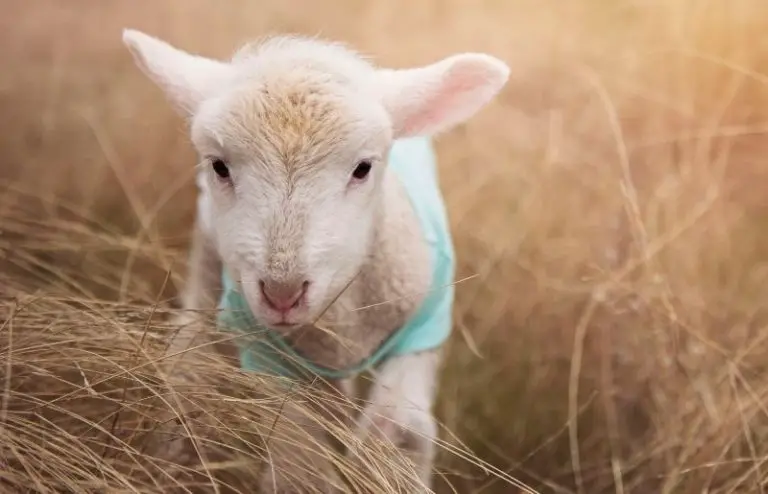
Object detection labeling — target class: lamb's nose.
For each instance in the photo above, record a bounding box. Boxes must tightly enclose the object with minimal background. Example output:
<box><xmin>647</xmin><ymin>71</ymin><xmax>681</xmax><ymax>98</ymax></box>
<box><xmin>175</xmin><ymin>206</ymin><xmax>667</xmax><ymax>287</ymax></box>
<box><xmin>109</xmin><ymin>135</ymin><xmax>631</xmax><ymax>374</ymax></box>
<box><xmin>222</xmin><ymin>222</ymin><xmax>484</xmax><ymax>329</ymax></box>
<box><xmin>259</xmin><ymin>279</ymin><xmax>309</xmax><ymax>312</ymax></box>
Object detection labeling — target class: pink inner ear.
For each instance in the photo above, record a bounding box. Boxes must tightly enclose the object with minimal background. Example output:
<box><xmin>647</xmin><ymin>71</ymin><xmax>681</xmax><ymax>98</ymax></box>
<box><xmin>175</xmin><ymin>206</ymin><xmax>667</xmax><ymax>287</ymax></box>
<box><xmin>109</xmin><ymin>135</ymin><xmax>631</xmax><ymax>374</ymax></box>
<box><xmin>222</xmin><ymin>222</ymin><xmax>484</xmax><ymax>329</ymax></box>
<box><xmin>397</xmin><ymin>63</ymin><xmax>492</xmax><ymax>137</ymax></box>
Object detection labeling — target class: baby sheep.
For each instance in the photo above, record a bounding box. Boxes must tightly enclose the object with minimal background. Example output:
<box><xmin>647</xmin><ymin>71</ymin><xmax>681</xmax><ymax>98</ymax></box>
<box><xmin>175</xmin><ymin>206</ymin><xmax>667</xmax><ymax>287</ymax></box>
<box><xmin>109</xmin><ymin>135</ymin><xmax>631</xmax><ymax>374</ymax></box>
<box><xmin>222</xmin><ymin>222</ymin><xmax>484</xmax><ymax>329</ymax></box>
<box><xmin>122</xmin><ymin>29</ymin><xmax>508</xmax><ymax>493</ymax></box>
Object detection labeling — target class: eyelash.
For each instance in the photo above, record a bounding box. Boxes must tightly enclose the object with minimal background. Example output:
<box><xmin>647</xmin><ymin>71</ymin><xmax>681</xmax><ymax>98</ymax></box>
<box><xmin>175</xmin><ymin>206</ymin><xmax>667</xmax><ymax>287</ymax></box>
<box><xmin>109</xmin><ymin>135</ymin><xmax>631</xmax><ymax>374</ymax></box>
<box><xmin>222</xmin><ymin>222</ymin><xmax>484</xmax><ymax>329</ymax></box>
<box><xmin>351</xmin><ymin>160</ymin><xmax>372</xmax><ymax>181</ymax></box>
<box><xmin>210</xmin><ymin>158</ymin><xmax>230</xmax><ymax>181</ymax></box>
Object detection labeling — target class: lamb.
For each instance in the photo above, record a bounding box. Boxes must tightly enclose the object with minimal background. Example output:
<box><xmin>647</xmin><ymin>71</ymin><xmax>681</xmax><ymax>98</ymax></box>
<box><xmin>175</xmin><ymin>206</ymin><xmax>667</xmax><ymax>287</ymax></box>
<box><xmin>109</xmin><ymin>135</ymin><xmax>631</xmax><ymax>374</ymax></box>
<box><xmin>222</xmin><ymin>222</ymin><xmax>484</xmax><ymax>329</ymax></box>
<box><xmin>122</xmin><ymin>29</ymin><xmax>509</xmax><ymax>493</ymax></box>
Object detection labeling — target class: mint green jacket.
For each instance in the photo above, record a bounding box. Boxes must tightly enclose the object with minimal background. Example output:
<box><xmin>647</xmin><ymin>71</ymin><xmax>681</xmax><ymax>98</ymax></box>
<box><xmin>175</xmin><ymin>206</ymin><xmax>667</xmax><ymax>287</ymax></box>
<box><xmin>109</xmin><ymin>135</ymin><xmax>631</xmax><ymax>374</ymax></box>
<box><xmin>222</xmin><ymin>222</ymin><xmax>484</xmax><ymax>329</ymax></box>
<box><xmin>216</xmin><ymin>136</ymin><xmax>456</xmax><ymax>380</ymax></box>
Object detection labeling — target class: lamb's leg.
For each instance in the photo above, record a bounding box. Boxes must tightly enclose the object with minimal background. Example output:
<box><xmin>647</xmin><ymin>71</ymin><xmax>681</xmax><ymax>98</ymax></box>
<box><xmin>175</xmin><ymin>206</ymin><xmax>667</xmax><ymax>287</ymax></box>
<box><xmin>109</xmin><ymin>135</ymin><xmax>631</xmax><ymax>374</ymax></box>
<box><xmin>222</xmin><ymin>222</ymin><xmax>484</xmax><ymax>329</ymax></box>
<box><xmin>151</xmin><ymin>217</ymin><xmax>232</xmax><ymax>466</ymax></box>
<box><xmin>351</xmin><ymin>350</ymin><xmax>442</xmax><ymax>491</ymax></box>
<box><xmin>167</xmin><ymin>217</ymin><xmax>226</xmax><ymax>368</ymax></box>
<box><xmin>260</xmin><ymin>382</ymin><xmax>348</xmax><ymax>494</ymax></box>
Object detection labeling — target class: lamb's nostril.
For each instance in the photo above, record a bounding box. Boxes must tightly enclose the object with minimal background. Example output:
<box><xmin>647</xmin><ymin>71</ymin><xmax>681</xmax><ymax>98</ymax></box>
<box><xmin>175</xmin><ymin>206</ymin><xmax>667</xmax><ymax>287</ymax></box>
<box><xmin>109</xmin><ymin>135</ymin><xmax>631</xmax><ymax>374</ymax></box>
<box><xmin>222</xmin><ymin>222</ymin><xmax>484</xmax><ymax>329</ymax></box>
<box><xmin>259</xmin><ymin>279</ymin><xmax>309</xmax><ymax>312</ymax></box>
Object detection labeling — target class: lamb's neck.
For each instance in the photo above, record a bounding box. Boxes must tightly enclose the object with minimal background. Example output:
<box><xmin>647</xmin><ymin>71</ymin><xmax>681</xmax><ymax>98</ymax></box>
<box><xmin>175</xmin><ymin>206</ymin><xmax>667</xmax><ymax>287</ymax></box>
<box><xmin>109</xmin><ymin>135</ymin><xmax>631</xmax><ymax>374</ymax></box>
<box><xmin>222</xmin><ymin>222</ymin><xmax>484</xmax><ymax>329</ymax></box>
<box><xmin>284</xmin><ymin>169</ymin><xmax>432</xmax><ymax>374</ymax></box>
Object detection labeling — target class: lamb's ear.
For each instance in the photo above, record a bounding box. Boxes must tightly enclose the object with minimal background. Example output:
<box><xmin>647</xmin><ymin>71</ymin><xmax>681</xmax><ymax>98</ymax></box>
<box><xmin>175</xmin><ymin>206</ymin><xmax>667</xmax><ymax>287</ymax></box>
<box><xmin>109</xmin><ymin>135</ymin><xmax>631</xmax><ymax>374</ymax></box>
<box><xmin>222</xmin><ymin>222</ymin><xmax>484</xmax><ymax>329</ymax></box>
<box><xmin>378</xmin><ymin>54</ymin><xmax>509</xmax><ymax>138</ymax></box>
<box><xmin>122</xmin><ymin>29</ymin><xmax>232</xmax><ymax>114</ymax></box>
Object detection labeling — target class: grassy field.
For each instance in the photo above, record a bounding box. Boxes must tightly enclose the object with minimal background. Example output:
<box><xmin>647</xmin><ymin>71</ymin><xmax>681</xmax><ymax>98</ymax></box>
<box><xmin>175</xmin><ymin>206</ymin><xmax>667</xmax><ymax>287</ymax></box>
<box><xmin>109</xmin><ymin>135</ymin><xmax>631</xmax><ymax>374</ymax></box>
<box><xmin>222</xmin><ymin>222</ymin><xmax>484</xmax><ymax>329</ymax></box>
<box><xmin>3</xmin><ymin>0</ymin><xmax>768</xmax><ymax>492</ymax></box>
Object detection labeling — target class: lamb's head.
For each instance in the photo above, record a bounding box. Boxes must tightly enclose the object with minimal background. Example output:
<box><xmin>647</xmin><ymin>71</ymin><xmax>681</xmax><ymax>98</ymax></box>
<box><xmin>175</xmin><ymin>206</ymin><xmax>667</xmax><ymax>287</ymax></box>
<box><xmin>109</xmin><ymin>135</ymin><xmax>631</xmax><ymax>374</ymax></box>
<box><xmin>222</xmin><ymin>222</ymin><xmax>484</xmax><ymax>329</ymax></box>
<box><xmin>122</xmin><ymin>29</ymin><xmax>509</xmax><ymax>330</ymax></box>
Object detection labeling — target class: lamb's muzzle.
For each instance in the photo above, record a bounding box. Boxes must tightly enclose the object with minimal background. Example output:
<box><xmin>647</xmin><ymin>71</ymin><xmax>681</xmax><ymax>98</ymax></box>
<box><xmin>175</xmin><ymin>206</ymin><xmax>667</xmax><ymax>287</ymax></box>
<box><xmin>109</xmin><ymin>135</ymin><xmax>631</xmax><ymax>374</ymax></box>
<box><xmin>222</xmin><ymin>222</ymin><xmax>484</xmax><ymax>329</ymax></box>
<box><xmin>259</xmin><ymin>278</ymin><xmax>308</xmax><ymax>312</ymax></box>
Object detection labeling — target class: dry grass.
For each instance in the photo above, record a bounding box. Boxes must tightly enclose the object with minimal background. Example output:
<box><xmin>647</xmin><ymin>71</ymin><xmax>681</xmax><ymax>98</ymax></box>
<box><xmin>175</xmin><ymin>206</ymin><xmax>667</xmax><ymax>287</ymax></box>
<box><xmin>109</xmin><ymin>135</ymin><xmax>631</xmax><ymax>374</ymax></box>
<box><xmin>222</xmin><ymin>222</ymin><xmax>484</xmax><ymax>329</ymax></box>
<box><xmin>3</xmin><ymin>0</ymin><xmax>768</xmax><ymax>492</ymax></box>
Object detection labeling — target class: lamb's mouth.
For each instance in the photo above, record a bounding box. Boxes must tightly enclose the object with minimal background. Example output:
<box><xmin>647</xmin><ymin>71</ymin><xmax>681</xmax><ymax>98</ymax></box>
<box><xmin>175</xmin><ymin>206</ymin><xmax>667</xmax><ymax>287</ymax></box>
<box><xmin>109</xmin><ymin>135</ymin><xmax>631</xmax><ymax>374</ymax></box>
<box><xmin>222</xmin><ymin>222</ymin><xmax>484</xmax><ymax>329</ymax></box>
<box><xmin>272</xmin><ymin>322</ymin><xmax>300</xmax><ymax>329</ymax></box>
<box><xmin>265</xmin><ymin>321</ymin><xmax>307</xmax><ymax>336</ymax></box>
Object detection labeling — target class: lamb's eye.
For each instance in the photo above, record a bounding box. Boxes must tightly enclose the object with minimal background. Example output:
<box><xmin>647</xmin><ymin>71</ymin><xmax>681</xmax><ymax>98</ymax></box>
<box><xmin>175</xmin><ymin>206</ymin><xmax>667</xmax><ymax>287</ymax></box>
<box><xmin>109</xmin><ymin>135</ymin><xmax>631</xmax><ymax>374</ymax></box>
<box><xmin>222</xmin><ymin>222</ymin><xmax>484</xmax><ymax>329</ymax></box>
<box><xmin>351</xmin><ymin>160</ymin><xmax>372</xmax><ymax>181</ymax></box>
<box><xmin>211</xmin><ymin>159</ymin><xmax>230</xmax><ymax>179</ymax></box>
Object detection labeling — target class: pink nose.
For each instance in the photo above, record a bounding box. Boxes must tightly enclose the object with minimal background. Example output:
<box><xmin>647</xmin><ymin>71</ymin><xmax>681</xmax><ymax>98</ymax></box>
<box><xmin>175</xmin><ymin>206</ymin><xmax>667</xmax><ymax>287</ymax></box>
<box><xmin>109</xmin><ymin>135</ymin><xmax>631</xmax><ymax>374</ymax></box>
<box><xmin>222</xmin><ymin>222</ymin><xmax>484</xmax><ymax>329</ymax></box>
<box><xmin>259</xmin><ymin>279</ymin><xmax>308</xmax><ymax>312</ymax></box>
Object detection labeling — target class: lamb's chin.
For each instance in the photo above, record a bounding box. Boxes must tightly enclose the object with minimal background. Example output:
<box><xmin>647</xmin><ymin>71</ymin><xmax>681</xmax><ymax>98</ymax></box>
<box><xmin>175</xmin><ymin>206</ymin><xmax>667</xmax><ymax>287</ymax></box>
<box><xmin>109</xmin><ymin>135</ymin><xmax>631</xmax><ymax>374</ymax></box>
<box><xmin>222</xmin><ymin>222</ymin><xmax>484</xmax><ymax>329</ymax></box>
<box><xmin>268</xmin><ymin>322</ymin><xmax>303</xmax><ymax>331</ymax></box>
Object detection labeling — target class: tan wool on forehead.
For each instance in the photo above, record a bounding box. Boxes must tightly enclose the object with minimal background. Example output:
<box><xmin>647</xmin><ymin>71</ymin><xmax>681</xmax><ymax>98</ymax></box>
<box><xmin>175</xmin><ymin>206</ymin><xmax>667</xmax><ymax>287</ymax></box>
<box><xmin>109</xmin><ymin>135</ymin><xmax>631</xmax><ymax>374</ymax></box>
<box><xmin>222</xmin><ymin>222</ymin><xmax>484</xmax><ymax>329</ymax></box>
<box><xmin>217</xmin><ymin>80</ymin><xmax>349</xmax><ymax>175</ymax></box>
<box><xmin>204</xmin><ymin>36</ymin><xmax>379</xmax><ymax>176</ymax></box>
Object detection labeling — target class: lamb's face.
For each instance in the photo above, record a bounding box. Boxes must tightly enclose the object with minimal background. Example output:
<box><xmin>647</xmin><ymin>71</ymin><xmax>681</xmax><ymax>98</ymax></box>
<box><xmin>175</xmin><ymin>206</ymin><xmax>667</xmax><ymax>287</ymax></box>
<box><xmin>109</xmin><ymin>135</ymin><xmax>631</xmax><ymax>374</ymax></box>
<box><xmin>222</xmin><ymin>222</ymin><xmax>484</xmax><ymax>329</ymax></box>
<box><xmin>192</xmin><ymin>80</ymin><xmax>393</xmax><ymax>328</ymax></box>
<box><xmin>122</xmin><ymin>29</ymin><xmax>510</xmax><ymax>330</ymax></box>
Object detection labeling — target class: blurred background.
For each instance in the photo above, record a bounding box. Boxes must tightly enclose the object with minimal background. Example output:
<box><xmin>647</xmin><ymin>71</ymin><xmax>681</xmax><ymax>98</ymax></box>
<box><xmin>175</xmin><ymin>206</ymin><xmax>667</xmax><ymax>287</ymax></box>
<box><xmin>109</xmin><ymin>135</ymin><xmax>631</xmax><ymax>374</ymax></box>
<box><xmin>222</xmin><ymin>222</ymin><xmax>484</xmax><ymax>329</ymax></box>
<box><xmin>4</xmin><ymin>0</ymin><xmax>768</xmax><ymax>492</ymax></box>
